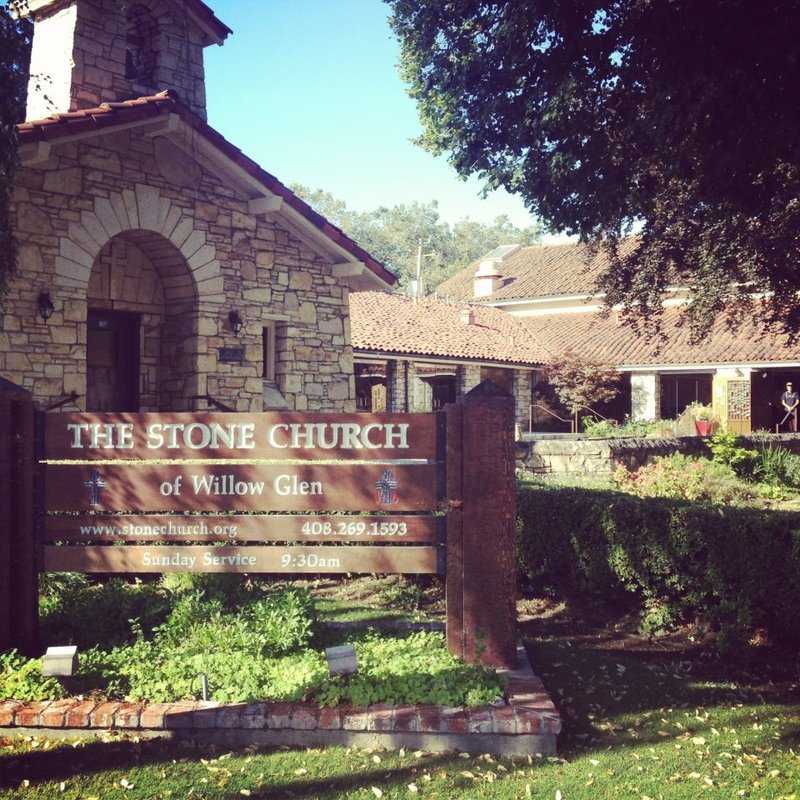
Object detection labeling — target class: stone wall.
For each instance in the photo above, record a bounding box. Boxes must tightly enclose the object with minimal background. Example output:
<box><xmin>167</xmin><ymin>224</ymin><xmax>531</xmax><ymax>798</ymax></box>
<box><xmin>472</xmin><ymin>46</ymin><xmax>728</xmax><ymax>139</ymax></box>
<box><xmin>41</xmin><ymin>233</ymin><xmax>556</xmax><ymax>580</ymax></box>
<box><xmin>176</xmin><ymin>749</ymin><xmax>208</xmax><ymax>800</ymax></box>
<box><xmin>2</xmin><ymin>126</ymin><xmax>355</xmax><ymax>413</ymax></box>
<box><xmin>517</xmin><ymin>435</ymin><xmax>709</xmax><ymax>475</ymax></box>
<box><xmin>517</xmin><ymin>432</ymin><xmax>800</xmax><ymax>475</ymax></box>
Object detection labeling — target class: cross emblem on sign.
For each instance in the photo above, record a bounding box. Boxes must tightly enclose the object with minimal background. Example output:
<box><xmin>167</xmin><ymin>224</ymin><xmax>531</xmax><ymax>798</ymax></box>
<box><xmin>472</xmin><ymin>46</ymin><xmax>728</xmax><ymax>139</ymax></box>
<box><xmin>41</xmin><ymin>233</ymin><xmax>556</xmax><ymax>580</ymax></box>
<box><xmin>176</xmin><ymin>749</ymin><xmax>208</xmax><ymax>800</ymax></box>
<box><xmin>375</xmin><ymin>469</ymin><xmax>399</xmax><ymax>506</ymax></box>
<box><xmin>84</xmin><ymin>470</ymin><xmax>106</xmax><ymax>506</ymax></box>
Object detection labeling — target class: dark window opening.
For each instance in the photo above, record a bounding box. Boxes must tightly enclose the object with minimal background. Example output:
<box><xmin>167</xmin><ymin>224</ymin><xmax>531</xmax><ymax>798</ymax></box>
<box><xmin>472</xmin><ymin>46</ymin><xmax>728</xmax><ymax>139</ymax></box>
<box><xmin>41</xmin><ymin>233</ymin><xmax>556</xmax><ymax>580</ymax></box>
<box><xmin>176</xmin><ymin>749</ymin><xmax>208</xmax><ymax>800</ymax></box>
<box><xmin>429</xmin><ymin>376</ymin><xmax>456</xmax><ymax>411</ymax></box>
<box><xmin>262</xmin><ymin>324</ymin><xmax>275</xmax><ymax>382</ymax></box>
<box><xmin>125</xmin><ymin>5</ymin><xmax>159</xmax><ymax>85</ymax></box>
<box><xmin>355</xmin><ymin>363</ymin><xmax>387</xmax><ymax>412</ymax></box>
<box><xmin>660</xmin><ymin>374</ymin><xmax>713</xmax><ymax>419</ymax></box>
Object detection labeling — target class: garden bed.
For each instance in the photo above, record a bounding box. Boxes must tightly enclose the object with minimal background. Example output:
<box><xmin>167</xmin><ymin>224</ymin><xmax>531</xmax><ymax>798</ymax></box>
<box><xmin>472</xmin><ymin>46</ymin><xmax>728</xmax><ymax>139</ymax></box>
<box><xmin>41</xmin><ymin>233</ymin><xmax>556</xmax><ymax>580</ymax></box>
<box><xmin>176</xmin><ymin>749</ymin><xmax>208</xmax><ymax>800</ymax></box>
<box><xmin>0</xmin><ymin>575</ymin><xmax>561</xmax><ymax>755</ymax></box>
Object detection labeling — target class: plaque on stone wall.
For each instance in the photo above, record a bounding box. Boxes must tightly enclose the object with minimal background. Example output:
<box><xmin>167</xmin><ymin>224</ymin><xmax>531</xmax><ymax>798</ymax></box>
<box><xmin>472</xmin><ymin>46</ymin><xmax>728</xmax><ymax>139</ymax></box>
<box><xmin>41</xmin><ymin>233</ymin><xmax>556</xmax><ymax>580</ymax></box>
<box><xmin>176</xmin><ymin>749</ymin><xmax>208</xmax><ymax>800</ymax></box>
<box><xmin>218</xmin><ymin>347</ymin><xmax>245</xmax><ymax>364</ymax></box>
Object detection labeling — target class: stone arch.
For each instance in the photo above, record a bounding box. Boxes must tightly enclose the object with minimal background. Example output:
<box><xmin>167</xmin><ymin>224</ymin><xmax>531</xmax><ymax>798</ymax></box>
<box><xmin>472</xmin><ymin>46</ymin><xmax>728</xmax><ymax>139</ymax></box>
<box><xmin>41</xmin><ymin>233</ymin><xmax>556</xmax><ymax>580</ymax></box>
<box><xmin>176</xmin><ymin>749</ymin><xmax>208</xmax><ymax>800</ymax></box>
<box><xmin>86</xmin><ymin>227</ymin><xmax>205</xmax><ymax>412</ymax></box>
<box><xmin>54</xmin><ymin>184</ymin><xmax>223</xmax><ymax>302</ymax></box>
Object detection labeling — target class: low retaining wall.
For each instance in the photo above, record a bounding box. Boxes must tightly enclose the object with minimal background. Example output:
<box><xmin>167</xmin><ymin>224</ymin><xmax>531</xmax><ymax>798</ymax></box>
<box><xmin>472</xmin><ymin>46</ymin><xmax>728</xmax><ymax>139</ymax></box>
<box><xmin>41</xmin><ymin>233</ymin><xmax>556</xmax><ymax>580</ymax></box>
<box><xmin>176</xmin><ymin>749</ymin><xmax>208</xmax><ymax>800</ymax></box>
<box><xmin>0</xmin><ymin>646</ymin><xmax>561</xmax><ymax>756</ymax></box>
<box><xmin>517</xmin><ymin>432</ymin><xmax>800</xmax><ymax>475</ymax></box>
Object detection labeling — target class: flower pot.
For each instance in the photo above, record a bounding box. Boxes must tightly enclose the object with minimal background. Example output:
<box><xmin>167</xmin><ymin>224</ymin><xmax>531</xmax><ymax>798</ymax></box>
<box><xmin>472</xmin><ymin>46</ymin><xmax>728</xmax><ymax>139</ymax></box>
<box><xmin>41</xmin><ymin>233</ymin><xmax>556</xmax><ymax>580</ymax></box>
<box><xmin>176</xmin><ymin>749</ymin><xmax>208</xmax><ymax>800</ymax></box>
<box><xmin>694</xmin><ymin>419</ymin><xmax>713</xmax><ymax>437</ymax></box>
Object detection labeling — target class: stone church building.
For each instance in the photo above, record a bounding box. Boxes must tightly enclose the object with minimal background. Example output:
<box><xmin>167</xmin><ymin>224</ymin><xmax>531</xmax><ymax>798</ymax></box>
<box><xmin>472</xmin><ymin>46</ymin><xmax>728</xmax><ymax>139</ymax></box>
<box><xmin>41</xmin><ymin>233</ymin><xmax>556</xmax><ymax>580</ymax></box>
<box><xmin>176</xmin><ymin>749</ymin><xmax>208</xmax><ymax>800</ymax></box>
<box><xmin>2</xmin><ymin>0</ymin><xmax>396</xmax><ymax>413</ymax></box>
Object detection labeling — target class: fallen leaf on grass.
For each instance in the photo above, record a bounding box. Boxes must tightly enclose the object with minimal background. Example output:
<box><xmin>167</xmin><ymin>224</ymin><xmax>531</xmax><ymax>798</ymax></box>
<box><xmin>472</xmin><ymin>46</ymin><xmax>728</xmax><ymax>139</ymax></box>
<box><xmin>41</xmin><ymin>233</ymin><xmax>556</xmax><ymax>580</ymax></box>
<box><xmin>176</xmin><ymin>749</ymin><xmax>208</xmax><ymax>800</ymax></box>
<box><xmin>371</xmin><ymin>787</ymin><xmax>383</xmax><ymax>798</ymax></box>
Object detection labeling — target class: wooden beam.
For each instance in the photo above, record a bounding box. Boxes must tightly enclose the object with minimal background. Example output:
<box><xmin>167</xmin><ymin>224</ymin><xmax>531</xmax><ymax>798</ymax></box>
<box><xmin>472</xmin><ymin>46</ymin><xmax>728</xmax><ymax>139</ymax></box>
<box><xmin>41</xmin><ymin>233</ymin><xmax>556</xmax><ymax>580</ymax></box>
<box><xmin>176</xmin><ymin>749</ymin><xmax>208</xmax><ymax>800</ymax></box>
<box><xmin>331</xmin><ymin>261</ymin><xmax>365</xmax><ymax>278</ymax></box>
<box><xmin>43</xmin><ymin>545</ymin><xmax>442</xmax><ymax>575</ymax></box>
<box><xmin>248</xmin><ymin>196</ymin><xmax>284</xmax><ymax>215</ymax></box>
<box><xmin>44</xmin><ymin>463</ymin><xmax>439</xmax><ymax>513</ymax></box>
<box><xmin>44</xmin><ymin>514</ymin><xmax>441</xmax><ymax>544</ymax></box>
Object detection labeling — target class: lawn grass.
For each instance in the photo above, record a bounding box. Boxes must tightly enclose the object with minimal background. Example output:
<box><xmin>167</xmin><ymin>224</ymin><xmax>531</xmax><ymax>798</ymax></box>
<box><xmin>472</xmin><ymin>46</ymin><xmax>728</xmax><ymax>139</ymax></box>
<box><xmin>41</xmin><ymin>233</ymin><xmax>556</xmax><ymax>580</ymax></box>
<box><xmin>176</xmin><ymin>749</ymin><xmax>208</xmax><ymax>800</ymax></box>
<box><xmin>2</xmin><ymin>601</ymin><xmax>798</xmax><ymax>799</ymax></box>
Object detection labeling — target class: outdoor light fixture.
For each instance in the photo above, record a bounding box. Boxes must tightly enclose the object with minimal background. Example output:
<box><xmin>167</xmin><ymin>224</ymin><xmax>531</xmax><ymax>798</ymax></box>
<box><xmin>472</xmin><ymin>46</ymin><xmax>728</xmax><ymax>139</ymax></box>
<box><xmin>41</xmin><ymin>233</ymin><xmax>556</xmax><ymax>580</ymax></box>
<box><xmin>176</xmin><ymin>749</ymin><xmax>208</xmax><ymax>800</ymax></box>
<box><xmin>228</xmin><ymin>309</ymin><xmax>244</xmax><ymax>336</ymax></box>
<box><xmin>42</xmin><ymin>645</ymin><xmax>78</xmax><ymax>677</ymax></box>
<box><xmin>37</xmin><ymin>291</ymin><xmax>55</xmax><ymax>322</ymax></box>
<box><xmin>325</xmin><ymin>644</ymin><xmax>358</xmax><ymax>677</ymax></box>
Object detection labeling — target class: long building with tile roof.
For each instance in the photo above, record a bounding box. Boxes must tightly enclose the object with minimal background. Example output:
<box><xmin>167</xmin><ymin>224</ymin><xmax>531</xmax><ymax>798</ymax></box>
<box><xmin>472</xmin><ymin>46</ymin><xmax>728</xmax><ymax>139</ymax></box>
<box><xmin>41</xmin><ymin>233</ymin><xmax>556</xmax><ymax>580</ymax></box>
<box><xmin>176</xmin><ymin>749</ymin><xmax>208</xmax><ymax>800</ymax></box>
<box><xmin>435</xmin><ymin>241</ymin><xmax>800</xmax><ymax>433</ymax></box>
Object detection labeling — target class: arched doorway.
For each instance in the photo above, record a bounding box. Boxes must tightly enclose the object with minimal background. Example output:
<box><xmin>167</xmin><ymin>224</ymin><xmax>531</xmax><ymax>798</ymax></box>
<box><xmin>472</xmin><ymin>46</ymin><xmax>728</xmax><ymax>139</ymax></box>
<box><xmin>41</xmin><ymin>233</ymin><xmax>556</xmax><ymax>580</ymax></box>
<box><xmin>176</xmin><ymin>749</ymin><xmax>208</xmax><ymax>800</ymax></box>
<box><xmin>86</xmin><ymin>230</ymin><xmax>198</xmax><ymax>412</ymax></box>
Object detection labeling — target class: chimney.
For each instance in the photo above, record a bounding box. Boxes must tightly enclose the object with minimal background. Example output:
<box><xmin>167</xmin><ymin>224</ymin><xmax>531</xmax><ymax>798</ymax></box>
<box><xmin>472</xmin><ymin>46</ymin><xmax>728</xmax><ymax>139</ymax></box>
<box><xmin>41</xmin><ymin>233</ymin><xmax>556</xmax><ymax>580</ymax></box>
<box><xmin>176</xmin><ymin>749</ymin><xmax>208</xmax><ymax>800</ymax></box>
<box><xmin>473</xmin><ymin>259</ymin><xmax>503</xmax><ymax>298</ymax></box>
<box><xmin>460</xmin><ymin>307</ymin><xmax>476</xmax><ymax>325</ymax></box>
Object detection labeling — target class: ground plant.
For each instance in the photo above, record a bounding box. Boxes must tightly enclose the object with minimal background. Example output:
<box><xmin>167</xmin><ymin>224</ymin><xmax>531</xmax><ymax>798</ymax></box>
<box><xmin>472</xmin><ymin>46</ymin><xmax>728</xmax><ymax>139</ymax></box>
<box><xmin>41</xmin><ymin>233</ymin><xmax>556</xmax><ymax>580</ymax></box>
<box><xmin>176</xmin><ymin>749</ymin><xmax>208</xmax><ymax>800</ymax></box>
<box><xmin>1</xmin><ymin>577</ymin><xmax>500</xmax><ymax>708</ymax></box>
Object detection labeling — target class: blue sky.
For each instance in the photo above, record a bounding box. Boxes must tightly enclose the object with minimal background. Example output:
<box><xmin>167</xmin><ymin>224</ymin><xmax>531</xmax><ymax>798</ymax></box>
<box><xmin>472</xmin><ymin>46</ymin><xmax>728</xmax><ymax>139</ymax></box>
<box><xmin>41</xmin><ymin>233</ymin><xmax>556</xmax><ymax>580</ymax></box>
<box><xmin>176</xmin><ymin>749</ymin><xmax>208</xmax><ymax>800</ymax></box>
<box><xmin>205</xmin><ymin>0</ymin><xmax>549</xmax><ymax>232</ymax></box>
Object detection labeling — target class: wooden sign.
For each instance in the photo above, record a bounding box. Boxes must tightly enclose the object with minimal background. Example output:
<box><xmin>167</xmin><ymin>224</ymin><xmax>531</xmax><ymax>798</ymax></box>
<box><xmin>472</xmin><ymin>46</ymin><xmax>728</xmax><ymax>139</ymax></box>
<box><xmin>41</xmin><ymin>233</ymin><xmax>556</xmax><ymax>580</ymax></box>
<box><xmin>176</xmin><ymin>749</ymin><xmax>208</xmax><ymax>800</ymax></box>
<box><xmin>43</xmin><ymin>412</ymin><xmax>439</xmax><ymax>462</ymax></box>
<box><xmin>43</xmin><ymin>514</ymin><xmax>441</xmax><ymax>544</ymax></box>
<box><xmin>44</xmin><ymin>463</ymin><xmax>439</xmax><ymax>512</ymax></box>
<box><xmin>43</xmin><ymin>545</ymin><xmax>441</xmax><ymax>575</ymax></box>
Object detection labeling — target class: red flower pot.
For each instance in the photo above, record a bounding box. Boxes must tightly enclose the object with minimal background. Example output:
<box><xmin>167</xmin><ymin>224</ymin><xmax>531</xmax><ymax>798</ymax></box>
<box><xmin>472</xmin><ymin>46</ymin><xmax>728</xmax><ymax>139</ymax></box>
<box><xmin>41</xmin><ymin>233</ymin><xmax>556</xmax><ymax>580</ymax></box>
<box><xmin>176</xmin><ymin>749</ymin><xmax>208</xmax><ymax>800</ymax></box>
<box><xmin>694</xmin><ymin>420</ymin><xmax>713</xmax><ymax>437</ymax></box>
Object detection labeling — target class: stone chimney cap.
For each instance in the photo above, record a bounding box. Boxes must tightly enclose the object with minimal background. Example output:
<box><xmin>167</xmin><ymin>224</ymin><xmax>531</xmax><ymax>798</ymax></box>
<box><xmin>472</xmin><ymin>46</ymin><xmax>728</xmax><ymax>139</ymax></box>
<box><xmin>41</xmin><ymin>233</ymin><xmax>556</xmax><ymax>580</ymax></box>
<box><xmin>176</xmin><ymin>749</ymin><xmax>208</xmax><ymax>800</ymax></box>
<box><xmin>473</xmin><ymin>243</ymin><xmax>522</xmax><ymax>278</ymax></box>
<box><xmin>475</xmin><ymin>259</ymin><xmax>503</xmax><ymax>278</ymax></box>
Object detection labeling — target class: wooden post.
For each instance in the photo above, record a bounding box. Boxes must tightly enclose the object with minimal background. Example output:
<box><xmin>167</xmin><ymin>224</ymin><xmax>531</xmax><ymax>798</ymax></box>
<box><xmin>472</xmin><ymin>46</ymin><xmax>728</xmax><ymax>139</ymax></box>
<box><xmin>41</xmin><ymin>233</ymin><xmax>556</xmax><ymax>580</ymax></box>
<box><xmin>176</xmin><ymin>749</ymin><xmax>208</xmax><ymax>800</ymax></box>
<box><xmin>0</xmin><ymin>393</ymin><xmax>12</xmax><ymax>653</ymax></box>
<box><xmin>0</xmin><ymin>381</ymin><xmax>39</xmax><ymax>655</ymax></box>
<box><xmin>446</xmin><ymin>380</ymin><xmax>517</xmax><ymax>668</ymax></box>
<box><xmin>11</xmin><ymin>398</ymin><xmax>39</xmax><ymax>655</ymax></box>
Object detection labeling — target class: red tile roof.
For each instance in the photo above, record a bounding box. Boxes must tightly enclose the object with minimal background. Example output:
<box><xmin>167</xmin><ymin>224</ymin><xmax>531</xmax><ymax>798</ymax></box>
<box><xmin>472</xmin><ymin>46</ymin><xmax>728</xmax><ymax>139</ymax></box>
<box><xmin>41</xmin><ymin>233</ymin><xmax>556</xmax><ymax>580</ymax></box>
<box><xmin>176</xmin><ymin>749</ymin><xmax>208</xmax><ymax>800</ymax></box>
<box><xmin>349</xmin><ymin>292</ymin><xmax>551</xmax><ymax>366</ymax></box>
<box><xmin>438</xmin><ymin>240</ymin><xmax>639</xmax><ymax>302</ymax></box>
<box><xmin>522</xmin><ymin>308</ymin><xmax>800</xmax><ymax>367</ymax></box>
<box><xmin>17</xmin><ymin>92</ymin><xmax>396</xmax><ymax>287</ymax></box>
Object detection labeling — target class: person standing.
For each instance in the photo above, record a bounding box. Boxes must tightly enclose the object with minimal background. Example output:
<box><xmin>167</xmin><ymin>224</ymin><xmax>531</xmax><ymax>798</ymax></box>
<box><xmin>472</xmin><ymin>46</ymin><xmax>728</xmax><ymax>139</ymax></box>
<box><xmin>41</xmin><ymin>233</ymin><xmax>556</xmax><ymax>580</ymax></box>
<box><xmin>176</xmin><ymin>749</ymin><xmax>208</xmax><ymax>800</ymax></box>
<box><xmin>780</xmin><ymin>381</ymin><xmax>799</xmax><ymax>432</ymax></box>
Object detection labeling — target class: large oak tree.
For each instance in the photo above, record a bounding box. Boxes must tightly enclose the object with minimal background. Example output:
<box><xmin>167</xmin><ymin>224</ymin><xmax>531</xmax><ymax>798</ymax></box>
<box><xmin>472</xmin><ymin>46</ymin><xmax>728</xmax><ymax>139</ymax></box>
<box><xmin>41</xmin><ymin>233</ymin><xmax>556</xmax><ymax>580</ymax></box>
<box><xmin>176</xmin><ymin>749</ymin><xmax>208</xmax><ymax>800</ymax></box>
<box><xmin>386</xmin><ymin>0</ymin><xmax>800</xmax><ymax>335</ymax></box>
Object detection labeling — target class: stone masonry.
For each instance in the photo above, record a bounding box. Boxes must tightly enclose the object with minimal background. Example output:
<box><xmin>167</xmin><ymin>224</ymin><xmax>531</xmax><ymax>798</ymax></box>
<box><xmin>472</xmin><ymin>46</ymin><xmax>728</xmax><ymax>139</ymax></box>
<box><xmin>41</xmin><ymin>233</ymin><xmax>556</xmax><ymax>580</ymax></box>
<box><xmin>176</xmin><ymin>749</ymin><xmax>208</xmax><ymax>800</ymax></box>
<box><xmin>2</xmin><ymin>126</ymin><xmax>356</xmax><ymax>412</ymax></box>
<box><xmin>25</xmin><ymin>0</ymin><xmax>218</xmax><ymax>122</ymax></box>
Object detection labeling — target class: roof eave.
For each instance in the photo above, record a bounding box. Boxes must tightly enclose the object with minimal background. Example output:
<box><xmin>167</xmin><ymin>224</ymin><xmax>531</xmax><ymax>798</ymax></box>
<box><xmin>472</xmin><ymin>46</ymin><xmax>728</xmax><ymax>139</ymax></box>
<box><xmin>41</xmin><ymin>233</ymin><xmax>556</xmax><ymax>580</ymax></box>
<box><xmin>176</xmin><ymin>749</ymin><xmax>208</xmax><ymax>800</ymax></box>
<box><xmin>17</xmin><ymin>97</ymin><xmax>396</xmax><ymax>288</ymax></box>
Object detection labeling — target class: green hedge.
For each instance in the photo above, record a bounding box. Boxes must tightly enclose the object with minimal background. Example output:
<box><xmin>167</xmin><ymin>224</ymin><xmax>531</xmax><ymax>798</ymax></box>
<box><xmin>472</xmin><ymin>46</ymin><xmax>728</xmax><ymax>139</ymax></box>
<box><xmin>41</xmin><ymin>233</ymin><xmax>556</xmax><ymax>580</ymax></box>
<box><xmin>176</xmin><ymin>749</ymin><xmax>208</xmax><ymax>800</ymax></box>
<box><xmin>517</xmin><ymin>485</ymin><xmax>800</xmax><ymax>642</ymax></box>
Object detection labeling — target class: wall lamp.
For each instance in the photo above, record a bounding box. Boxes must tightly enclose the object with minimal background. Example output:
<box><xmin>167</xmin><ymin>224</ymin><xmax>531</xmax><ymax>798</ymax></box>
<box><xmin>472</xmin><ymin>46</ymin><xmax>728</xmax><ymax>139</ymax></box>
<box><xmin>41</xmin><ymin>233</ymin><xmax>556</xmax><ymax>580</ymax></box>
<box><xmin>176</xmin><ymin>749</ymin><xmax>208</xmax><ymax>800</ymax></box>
<box><xmin>228</xmin><ymin>309</ymin><xmax>244</xmax><ymax>337</ymax></box>
<box><xmin>37</xmin><ymin>291</ymin><xmax>55</xmax><ymax>322</ymax></box>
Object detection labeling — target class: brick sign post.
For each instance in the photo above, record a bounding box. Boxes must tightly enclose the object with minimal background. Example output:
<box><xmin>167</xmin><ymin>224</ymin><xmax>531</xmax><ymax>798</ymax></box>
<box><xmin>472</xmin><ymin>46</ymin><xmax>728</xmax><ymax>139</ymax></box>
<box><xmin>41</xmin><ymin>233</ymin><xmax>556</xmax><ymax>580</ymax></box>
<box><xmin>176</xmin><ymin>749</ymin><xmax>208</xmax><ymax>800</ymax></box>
<box><xmin>446</xmin><ymin>382</ymin><xmax>517</xmax><ymax>669</ymax></box>
<box><xmin>0</xmin><ymin>382</ymin><xmax>517</xmax><ymax>668</ymax></box>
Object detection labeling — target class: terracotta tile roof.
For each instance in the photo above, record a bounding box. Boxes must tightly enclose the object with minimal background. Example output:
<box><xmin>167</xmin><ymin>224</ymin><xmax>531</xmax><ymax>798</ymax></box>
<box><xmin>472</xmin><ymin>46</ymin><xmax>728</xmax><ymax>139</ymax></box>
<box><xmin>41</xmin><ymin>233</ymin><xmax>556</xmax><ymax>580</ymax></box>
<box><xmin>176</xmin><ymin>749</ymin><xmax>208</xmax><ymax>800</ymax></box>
<box><xmin>522</xmin><ymin>308</ymin><xmax>800</xmax><ymax>367</ymax></box>
<box><xmin>17</xmin><ymin>92</ymin><xmax>396</xmax><ymax>287</ymax></box>
<box><xmin>349</xmin><ymin>292</ymin><xmax>551</xmax><ymax>366</ymax></box>
<box><xmin>437</xmin><ymin>240</ymin><xmax>638</xmax><ymax>302</ymax></box>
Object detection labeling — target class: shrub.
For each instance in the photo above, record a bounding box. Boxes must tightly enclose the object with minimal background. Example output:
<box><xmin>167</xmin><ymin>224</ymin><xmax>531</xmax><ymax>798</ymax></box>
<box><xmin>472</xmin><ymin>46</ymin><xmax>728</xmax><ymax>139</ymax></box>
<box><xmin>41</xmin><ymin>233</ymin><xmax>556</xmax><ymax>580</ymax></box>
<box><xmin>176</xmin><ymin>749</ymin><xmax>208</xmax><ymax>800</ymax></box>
<box><xmin>709</xmin><ymin>431</ymin><xmax>756</xmax><ymax>475</ymax></box>
<box><xmin>39</xmin><ymin>576</ymin><xmax>172</xmax><ymax>649</ymax></box>
<box><xmin>582</xmin><ymin>417</ymin><xmax>664</xmax><ymax>438</ymax></box>
<box><xmin>517</xmin><ymin>484</ymin><xmax>800</xmax><ymax>645</ymax></box>
<box><xmin>754</xmin><ymin>441</ymin><xmax>800</xmax><ymax>487</ymax></box>
<box><xmin>612</xmin><ymin>453</ymin><xmax>755</xmax><ymax>504</ymax></box>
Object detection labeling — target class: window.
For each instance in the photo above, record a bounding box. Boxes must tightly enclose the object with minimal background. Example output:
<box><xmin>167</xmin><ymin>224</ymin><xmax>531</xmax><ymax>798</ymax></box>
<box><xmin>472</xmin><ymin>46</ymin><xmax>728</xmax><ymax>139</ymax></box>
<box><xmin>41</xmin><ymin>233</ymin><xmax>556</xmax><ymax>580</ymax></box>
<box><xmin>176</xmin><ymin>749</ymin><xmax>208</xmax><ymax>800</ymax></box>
<box><xmin>125</xmin><ymin>5</ymin><xmax>158</xmax><ymax>85</ymax></box>
<box><xmin>262</xmin><ymin>323</ymin><xmax>276</xmax><ymax>382</ymax></box>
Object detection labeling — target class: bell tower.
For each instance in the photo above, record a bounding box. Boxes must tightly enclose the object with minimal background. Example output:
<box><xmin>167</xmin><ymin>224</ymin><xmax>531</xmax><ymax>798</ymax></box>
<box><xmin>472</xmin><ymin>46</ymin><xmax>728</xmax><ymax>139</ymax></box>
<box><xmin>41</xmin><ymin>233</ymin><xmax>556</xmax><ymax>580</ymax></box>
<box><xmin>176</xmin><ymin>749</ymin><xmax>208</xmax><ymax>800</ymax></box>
<box><xmin>16</xmin><ymin>0</ymin><xmax>231</xmax><ymax>122</ymax></box>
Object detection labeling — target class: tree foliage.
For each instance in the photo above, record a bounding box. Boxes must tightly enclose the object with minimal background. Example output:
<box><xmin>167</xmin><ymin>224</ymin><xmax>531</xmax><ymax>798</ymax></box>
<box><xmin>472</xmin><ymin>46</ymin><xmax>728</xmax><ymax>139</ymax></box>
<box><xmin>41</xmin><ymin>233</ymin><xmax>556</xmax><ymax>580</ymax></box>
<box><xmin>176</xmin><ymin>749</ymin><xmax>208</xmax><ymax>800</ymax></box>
<box><xmin>0</xmin><ymin>5</ymin><xmax>31</xmax><ymax>299</ymax></box>
<box><xmin>292</xmin><ymin>184</ymin><xmax>540</xmax><ymax>290</ymax></box>
<box><xmin>386</xmin><ymin>0</ymin><xmax>800</xmax><ymax>335</ymax></box>
<box><xmin>543</xmin><ymin>352</ymin><xmax>620</xmax><ymax>418</ymax></box>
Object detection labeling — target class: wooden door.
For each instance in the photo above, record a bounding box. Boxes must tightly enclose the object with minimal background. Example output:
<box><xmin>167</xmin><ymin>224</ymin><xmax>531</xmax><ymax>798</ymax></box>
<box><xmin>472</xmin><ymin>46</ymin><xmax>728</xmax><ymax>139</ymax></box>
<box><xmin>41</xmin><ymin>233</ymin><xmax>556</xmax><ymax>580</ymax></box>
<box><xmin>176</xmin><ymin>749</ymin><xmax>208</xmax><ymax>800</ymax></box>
<box><xmin>86</xmin><ymin>310</ymin><xmax>140</xmax><ymax>412</ymax></box>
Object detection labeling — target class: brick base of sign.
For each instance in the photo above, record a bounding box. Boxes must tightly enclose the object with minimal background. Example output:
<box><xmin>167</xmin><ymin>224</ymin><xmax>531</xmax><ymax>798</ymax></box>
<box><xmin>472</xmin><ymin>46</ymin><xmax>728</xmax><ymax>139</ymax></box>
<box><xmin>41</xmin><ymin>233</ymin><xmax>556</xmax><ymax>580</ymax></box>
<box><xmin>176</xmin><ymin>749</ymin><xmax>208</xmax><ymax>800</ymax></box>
<box><xmin>0</xmin><ymin>646</ymin><xmax>561</xmax><ymax>756</ymax></box>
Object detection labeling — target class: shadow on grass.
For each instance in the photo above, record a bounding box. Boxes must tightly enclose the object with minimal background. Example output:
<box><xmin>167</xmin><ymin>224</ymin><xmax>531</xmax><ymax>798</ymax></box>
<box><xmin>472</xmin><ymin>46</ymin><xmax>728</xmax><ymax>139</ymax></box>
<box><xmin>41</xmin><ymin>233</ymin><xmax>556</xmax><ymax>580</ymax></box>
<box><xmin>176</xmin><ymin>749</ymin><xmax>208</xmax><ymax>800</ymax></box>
<box><xmin>0</xmin><ymin>737</ymin><xmax>452</xmax><ymax>798</ymax></box>
<box><xmin>520</xmin><ymin>601</ymin><xmax>800</xmax><ymax>759</ymax></box>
